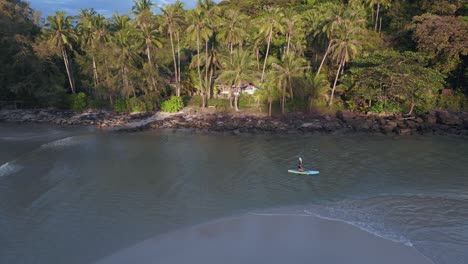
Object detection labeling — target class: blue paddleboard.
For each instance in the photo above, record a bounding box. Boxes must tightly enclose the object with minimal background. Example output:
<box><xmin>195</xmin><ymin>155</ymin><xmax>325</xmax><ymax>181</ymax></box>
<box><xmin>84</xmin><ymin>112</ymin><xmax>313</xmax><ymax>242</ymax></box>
<box><xmin>288</xmin><ymin>169</ymin><xmax>320</xmax><ymax>175</ymax></box>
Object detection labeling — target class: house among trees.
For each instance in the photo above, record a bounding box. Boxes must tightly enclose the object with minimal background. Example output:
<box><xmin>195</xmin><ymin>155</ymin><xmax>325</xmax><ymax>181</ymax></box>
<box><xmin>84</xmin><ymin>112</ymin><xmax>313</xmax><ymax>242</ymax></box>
<box><xmin>215</xmin><ymin>82</ymin><xmax>260</xmax><ymax>98</ymax></box>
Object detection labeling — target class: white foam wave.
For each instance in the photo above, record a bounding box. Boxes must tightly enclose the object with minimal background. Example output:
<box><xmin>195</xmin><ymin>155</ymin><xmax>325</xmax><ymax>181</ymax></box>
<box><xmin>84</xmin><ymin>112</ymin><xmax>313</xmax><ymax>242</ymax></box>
<box><xmin>249</xmin><ymin>212</ymin><xmax>312</xmax><ymax>217</ymax></box>
<box><xmin>40</xmin><ymin>136</ymin><xmax>81</xmax><ymax>149</ymax></box>
<box><xmin>303</xmin><ymin>209</ymin><xmax>414</xmax><ymax>247</ymax></box>
<box><xmin>0</xmin><ymin>162</ymin><xmax>22</xmax><ymax>177</ymax></box>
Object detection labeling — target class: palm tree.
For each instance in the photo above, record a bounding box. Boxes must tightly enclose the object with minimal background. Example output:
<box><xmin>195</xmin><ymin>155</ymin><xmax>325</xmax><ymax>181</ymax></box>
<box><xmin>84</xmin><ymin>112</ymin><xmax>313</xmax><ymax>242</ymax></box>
<box><xmin>77</xmin><ymin>9</ymin><xmax>108</xmax><ymax>88</ymax></box>
<box><xmin>259</xmin><ymin>75</ymin><xmax>280</xmax><ymax>117</ymax></box>
<box><xmin>305</xmin><ymin>74</ymin><xmax>330</xmax><ymax>111</ymax></box>
<box><xmin>282</xmin><ymin>9</ymin><xmax>304</xmax><ymax>55</ymax></box>
<box><xmin>306</xmin><ymin>3</ymin><xmax>338</xmax><ymax>76</ymax></box>
<box><xmin>258</xmin><ymin>7</ymin><xmax>284</xmax><ymax>83</ymax></box>
<box><xmin>132</xmin><ymin>0</ymin><xmax>153</xmax><ymax>15</ymax></box>
<box><xmin>137</xmin><ymin>21</ymin><xmax>162</xmax><ymax>92</ymax></box>
<box><xmin>113</xmin><ymin>27</ymin><xmax>140</xmax><ymax>98</ymax></box>
<box><xmin>111</xmin><ymin>13</ymin><xmax>131</xmax><ymax>31</ymax></box>
<box><xmin>161</xmin><ymin>1</ymin><xmax>185</xmax><ymax>96</ymax></box>
<box><xmin>43</xmin><ymin>11</ymin><xmax>77</xmax><ymax>93</ymax></box>
<box><xmin>309</xmin><ymin>3</ymin><xmax>366</xmax><ymax>76</ymax></box>
<box><xmin>364</xmin><ymin>0</ymin><xmax>391</xmax><ymax>31</ymax></box>
<box><xmin>270</xmin><ymin>53</ymin><xmax>309</xmax><ymax>113</ymax></box>
<box><xmin>328</xmin><ymin>21</ymin><xmax>363</xmax><ymax>106</ymax></box>
<box><xmin>218</xmin><ymin>9</ymin><xmax>248</xmax><ymax>62</ymax></box>
<box><xmin>186</xmin><ymin>8</ymin><xmax>206</xmax><ymax>106</ymax></box>
<box><xmin>216</xmin><ymin>50</ymin><xmax>257</xmax><ymax>111</ymax></box>
<box><xmin>199</xmin><ymin>0</ymin><xmax>219</xmax><ymax>101</ymax></box>
<box><xmin>132</xmin><ymin>0</ymin><xmax>159</xmax><ymax>92</ymax></box>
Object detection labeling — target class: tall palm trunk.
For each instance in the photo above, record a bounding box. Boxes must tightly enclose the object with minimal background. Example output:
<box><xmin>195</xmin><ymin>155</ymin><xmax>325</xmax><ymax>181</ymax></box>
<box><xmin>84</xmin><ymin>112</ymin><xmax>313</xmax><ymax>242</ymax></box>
<box><xmin>286</xmin><ymin>33</ymin><xmax>291</xmax><ymax>55</ymax></box>
<box><xmin>316</xmin><ymin>42</ymin><xmax>331</xmax><ymax>76</ymax></box>
<box><xmin>177</xmin><ymin>31</ymin><xmax>181</xmax><ymax>85</ymax></box>
<box><xmin>288</xmin><ymin>76</ymin><xmax>293</xmax><ymax>100</ymax></box>
<box><xmin>146</xmin><ymin>43</ymin><xmax>157</xmax><ymax>91</ymax></box>
<box><xmin>261</xmin><ymin>25</ymin><xmax>273</xmax><ymax>83</ymax></box>
<box><xmin>281</xmin><ymin>85</ymin><xmax>286</xmax><ymax>114</ymax></box>
<box><xmin>92</xmin><ymin>55</ymin><xmax>99</xmax><ymax>87</ymax></box>
<box><xmin>234</xmin><ymin>93</ymin><xmax>239</xmax><ymax>111</ymax></box>
<box><xmin>196</xmin><ymin>30</ymin><xmax>205</xmax><ymax>107</ymax></box>
<box><xmin>205</xmin><ymin>39</ymin><xmax>211</xmax><ymax>100</ymax></box>
<box><xmin>122</xmin><ymin>65</ymin><xmax>131</xmax><ymax>97</ymax></box>
<box><xmin>329</xmin><ymin>58</ymin><xmax>344</xmax><ymax>107</ymax></box>
<box><xmin>61</xmin><ymin>47</ymin><xmax>75</xmax><ymax>94</ymax></box>
<box><xmin>268</xmin><ymin>99</ymin><xmax>272</xmax><ymax>117</ymax></box>
<box><xmin>169</xmin><ymin>26</ymin><xmax>179</xmax><ymax>96</ymax></box>
<box><xmin>375</xmin><ymin>1</ymin><xmax>381</xmax><ymax>31</ymax></box>
<box><xmin>256</xmin><ymin>48</ymin><xmax>260</xmax><ymax>70</ymax></box>
<box><xmin>229</xmin><ymin>42</ymin><xmax>233</xmax><ymax>63</ymax></box>
<box><xmin>209</xmin><ymin>61</ymin><xmax>215</xmax><ymax>101</ymax></box>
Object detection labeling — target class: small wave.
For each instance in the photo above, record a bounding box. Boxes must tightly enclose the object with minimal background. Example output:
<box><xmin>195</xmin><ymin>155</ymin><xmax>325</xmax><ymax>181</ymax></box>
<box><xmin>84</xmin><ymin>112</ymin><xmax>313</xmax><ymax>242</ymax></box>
<box><xmin>249</xmin><ymin>212</ymin><xmax>312</xmax><ymax>217</ymax></box>
<box><xmin>0</xmin><ymin>162</ymin><xmax>22</xmax><ymax>177</ymax></box>
<box><xmin>40</xmin><ymin>136</ymin><xmax>82</xmax><ymax>149</ymax></box>
<box><xmin>303</xmin><ymin>209</ymin><xmax>414</xmax><ymax>247</ymax></box>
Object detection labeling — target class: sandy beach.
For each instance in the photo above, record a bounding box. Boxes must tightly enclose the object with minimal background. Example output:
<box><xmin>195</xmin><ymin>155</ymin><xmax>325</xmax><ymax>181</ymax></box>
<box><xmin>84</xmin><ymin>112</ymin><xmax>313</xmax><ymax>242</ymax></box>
<box><xmin>96</xmin><ymin>214</ymin><xmax>433</xmax><ymax>264</ymax></box>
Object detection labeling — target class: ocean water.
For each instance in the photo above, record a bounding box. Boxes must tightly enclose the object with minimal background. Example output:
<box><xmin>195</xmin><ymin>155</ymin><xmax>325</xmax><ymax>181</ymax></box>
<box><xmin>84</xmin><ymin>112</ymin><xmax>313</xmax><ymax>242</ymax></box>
<box><xmin>0</xmin><ymin>124</ymin><xmax>467</xmax><ymax>264</ymax></box>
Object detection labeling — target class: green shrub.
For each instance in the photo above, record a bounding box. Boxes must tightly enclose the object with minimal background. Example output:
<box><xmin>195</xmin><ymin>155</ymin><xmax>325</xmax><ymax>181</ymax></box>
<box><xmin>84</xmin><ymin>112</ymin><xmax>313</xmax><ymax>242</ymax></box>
<box><xmin>285</xmin><ymin>97</ymin><xmax>308</xmax><ymax>112</ymax></box>
<box><xmin>187</xmin><ymin>95</ymin><xmax>203</xmax><ymax>107</ymax></box>
<box><xmin>437</xmin><ymin>92</ymin><xmax>466</xmax><ymax>111</ymax></box>
<box><xmin>238</xmin><ymin>94</ymin><xmax>256</xmax><ymax>108</ymax></box>
<box><xmin>88</xmin><ymin>98</ymin><xmax>108</xmax><ymax>109</ymax></box>
<box><xmin>141</xmin><ymin>95</ymin><xmax>159</xmax><ymax>112</ymax></box>
<box><xmin>161</xmin><ymin>96</ymin><xmax>184</xmax><ymax>113</ymax></box>
<box><xmin>68</xmin><ymin>92</ymin><xmax>87</xmax><ymax>111</ymax></box>
<box><xmin>127</xmin><ymin>97</ymin><xmax>146</xmax><ymax>112</ymax></box>
<box><xmin>113</xmin><ymin>98</ymin><xmax>128</xmax><ymax>113</ymax></box>
<box><xmin>368</xmin><ymin>101</ymin><xmax>402</xmax><ymax>113</ymax></box>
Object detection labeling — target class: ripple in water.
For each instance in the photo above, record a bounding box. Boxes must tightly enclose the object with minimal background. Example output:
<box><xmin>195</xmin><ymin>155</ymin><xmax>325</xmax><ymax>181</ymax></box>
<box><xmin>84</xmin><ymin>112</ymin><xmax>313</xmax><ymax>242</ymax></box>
<box><xmin>0</xmin><ymin>136</ymin><xmax>86</xmax><ymax>178</ymax></box>
<box><xmin>0</xmin><ymin>162</ymin><xmax>22</xmax><ymax>178</ymax></box>
<box><xmin>303</xmin><ymin>194</ymin><xmax>468</xmax><ymax>264</ymax></box>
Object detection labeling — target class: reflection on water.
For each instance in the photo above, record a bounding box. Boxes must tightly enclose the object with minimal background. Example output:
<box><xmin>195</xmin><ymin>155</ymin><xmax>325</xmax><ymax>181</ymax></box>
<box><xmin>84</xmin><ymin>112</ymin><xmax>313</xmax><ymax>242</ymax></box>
<box><xmin>0</xmin><ymin>124</ymin><xmax>467</xmax><ymax>264</ymax></box>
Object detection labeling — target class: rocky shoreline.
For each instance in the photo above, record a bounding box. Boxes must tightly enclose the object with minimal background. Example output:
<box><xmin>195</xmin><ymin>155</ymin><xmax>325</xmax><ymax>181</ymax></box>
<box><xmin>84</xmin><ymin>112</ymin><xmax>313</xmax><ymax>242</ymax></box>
<box><xmin>1</xmin><ymin>109</ymin><xmax>467</xmax><ymax>136</ymax></box>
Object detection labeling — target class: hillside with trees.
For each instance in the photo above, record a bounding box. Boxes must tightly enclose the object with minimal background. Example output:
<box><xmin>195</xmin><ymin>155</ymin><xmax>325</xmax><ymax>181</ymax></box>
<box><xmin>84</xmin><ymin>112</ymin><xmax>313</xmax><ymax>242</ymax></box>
<box><xmin>0</xmin><ymin>0</ymin><xmax>466</xmax><ymax>114</ymax></box>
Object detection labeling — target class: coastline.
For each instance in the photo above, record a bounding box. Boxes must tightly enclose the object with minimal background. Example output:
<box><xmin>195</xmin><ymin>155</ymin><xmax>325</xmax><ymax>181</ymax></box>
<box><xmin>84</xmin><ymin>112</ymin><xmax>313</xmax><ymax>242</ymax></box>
<box><xmin>1</xmin><ymin>108</ymin><xmax>467</xmax><ymax>137</ymax></box>
<box><xmin>95</xmin><ymin>213</ymin><xmax>434</xmax><ymax>264</ymax></box>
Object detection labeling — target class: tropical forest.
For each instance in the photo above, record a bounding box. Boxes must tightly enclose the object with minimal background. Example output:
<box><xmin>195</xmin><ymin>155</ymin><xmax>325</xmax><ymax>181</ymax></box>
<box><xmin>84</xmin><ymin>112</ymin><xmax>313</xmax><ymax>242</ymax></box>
<box><xmin>1</xmin><ymin>0</ymin><xmax>467</xmax><ymax>115</ymax></box>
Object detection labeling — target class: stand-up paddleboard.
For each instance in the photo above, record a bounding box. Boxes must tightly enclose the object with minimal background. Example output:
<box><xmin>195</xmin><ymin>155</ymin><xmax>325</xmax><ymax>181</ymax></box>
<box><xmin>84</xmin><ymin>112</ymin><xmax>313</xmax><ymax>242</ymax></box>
<box><xmin>288</xmin><ymin>169</ymin><xmax>320</xmax><ymax>175</ymax></box>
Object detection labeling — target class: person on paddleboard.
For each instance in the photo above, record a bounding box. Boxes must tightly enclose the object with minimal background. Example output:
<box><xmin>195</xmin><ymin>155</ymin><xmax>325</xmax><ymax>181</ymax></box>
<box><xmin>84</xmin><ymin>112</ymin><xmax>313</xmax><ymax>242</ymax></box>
<box><xmin>298</xmin><ymin>157</ymin><xmax>305</xmax><ymax>172</ymax></box>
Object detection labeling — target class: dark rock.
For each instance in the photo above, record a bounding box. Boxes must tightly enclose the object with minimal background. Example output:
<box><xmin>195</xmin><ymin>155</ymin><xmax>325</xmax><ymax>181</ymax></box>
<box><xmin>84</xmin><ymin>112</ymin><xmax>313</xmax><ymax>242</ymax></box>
<box><xmin>386</xmin><ymin>120</ymin><xmax>398</xmax><ymax>128</ymax></box>
<box><xmin>415</xmin><ymin>117</ymin><xmax>424</xmax><ymax>123</ymax></box>
<box><xmin>381</xmin><ymin>124</ymin><xmax>396</xmax><ymax>134</ymax></box>
<box><xmin>423</xmin><ymin>111</ymin><xmax>437</xmax><ymax>124</ymax></box>
<box><xmin>436</xmin><ymin>111</ymin><xmax>462</xmax><ymax>126</ymax></box>
<box><xmin>405</xmin><ymin>120</ymin><xmax>416</xmax><ymax>129</ymax></box>
<box><xmin>336</xmin><ymin>110</ymin><xmax>357</xmax><ymax>121</ymax></box>
<box><xmin>396</xmin><ymin>127</ymin><xmax>412</xmax><ymax>135</ymax></box>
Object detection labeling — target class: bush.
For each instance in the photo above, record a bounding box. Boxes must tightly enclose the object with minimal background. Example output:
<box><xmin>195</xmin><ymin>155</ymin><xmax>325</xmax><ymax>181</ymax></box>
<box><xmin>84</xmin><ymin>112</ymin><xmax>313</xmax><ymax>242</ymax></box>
<box><xmin>141</xmin><ymin>95</ymin><xmax>159</xmax><ymax>112</ymax></box>
<box><xmin>437</xmin><ymin>92</ymin><xmax>467</xmax><ymax>111</ymax></box>
<box><xmin>88</xmin><ymin>98</ymin><xmax>108</xmax><ymax>109</ymax></box>
<box><xmin>68</xmin><ymin>92</ymin><xmax>87</xmax><ymax>111</ymax></box>
<box><xmin>161</xmin><ymin>96</ymin><xmax>184</xmax><ymax>113</ymax></box>
<box><xmin>238</xmin><ymin>94</ymin><xmax>256</xmax><ymax>108</ymax></box>
<box><xmin>127</xmin><ymin>97</ymin><xmax>146</xmax><ymax>113</ymax></box>
<box><xmin>113</xmin><ymin>98</ymin><xmax>128</xmax><ymax>113</ymax></box>
<box><xmin>368</xmin><ymin>101</ymin><xmax>402</xmax><ymax>113</ymax></box>
<box><xmin>187</xmin><ymin>95</ymin><xmax>202</xmax><ymax>107</ymax></box>
<box><xmin>285</xmin><ymin>97</ymin><xmax>308</xmax><ymax>112</ymax></box>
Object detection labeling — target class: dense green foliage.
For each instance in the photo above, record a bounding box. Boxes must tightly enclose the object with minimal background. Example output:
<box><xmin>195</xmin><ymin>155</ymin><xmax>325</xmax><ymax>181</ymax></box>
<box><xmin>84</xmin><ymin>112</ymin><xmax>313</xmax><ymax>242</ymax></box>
<box><xmin>161</xmin><ymin>96</ymin><xmax>184</xmax><ymax>112</ymax></box>
<box><xmin>0</xmin><ymin>0</ymin><xmax>466</xmax><ymax>114</ymax></box>
<box><xmin>113</xmin><ymin>97</ymin><xmax>150</xmax><ymax>113</ymax></box>
<box><xmin>67</xmin><ymin>92</ymin><xmax>88</xmax><ymax>111</ymax></box>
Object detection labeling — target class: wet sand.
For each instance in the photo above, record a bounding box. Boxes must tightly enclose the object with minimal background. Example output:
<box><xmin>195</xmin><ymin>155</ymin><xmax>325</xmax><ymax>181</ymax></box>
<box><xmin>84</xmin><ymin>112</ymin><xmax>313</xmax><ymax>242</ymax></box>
<box><xmin>96</xmin><ymin>214</ymin><xmax>433</xmax><ymax>264</ymax></box>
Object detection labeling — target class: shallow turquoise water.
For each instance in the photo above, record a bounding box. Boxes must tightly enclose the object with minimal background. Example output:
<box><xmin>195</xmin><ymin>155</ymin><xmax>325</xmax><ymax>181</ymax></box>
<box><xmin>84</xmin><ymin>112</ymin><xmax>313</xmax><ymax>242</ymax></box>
<box><xmin>0</xmin><ymin>124</ymin><xmax>467</xmax><ymax>264</ymax></box>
